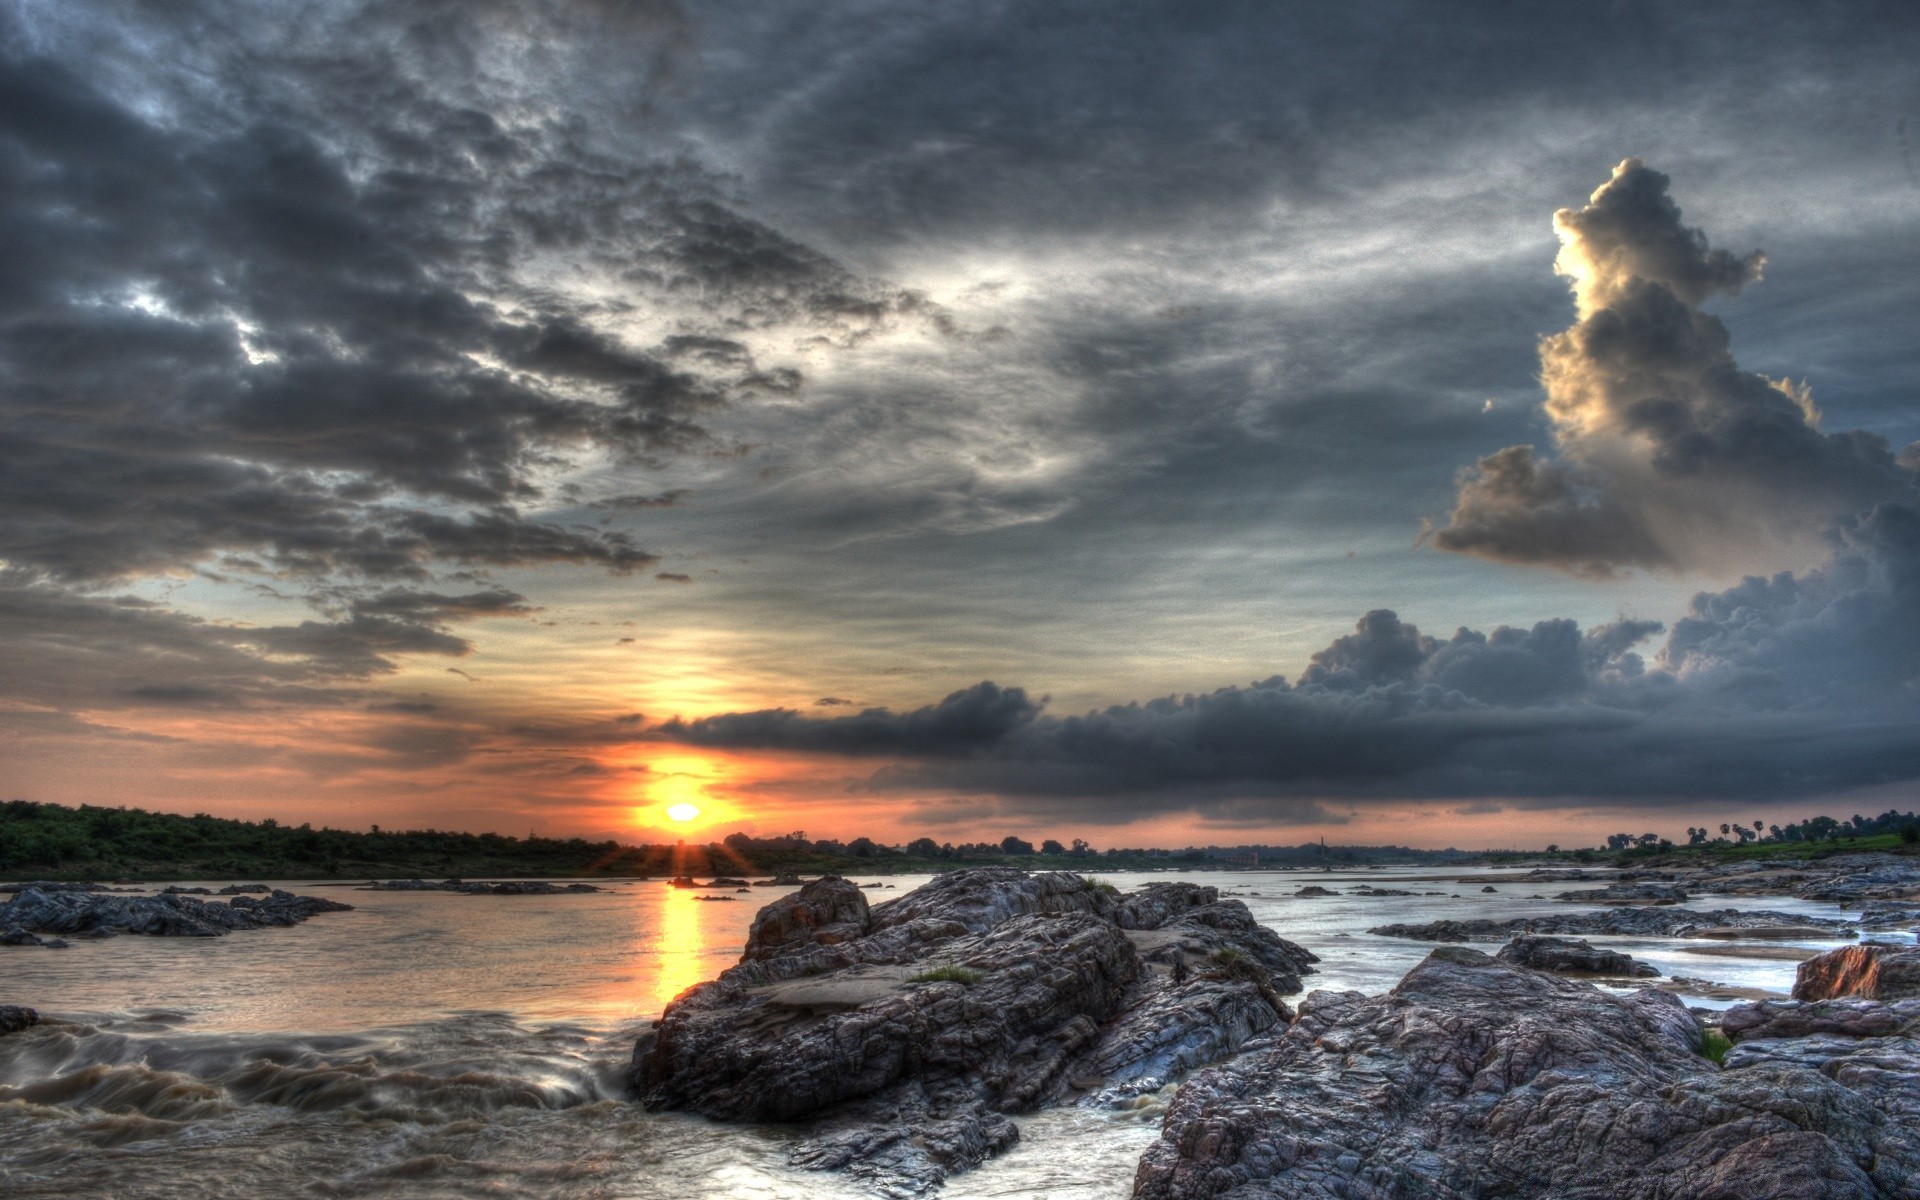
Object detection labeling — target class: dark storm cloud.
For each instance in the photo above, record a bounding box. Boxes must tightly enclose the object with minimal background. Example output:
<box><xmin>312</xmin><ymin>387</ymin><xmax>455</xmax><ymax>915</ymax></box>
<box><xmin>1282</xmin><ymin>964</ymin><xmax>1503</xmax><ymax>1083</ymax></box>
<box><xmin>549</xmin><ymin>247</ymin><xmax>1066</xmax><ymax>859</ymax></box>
<box><xmin>0</xmin><ymin>5</ymin><xmax>919</xmax><ymax>589</ymax></box>
<box><xmin>1434</xmin><ymin>161</ymin><xmax>1918</xmax><ymax>576</ymax></box>
<box><xmin>657</xmin><ymin>502</ymin><xmax>1920</xmax><ymax>812</ymax></box>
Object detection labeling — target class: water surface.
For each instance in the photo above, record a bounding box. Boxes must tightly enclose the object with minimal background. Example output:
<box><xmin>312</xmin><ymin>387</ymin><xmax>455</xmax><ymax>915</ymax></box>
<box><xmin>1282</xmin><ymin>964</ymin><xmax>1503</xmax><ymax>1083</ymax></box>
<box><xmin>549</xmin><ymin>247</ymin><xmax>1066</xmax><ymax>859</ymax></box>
<box><xmin>0</xmin><ymin>867</ymin><xmax>1874</xmax><ymax>1198</ymax></box>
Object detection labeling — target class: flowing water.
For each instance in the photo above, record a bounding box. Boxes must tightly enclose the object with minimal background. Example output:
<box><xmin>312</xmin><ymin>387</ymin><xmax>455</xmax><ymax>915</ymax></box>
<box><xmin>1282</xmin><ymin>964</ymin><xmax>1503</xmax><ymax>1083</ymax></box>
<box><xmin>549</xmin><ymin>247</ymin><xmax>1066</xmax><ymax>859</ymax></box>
<box><xmin>0</xmin><ymin>867</ymin><xmax>1880</xmax><ymax>1199</ymax></box>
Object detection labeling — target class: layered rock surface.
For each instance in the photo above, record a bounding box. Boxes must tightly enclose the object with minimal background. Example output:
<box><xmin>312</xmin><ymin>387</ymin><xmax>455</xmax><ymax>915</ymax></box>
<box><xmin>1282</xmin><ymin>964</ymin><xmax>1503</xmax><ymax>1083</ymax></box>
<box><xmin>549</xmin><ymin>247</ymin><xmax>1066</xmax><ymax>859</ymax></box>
<box><xmin>0</xmin><ymin>886</ymin><xmax>352</xmax><ymax>946</ymax></box>
<box><xmin>1135</xmin><ymin>946</ymin><xmax>1920</xmax><ymax>1199</ymax></box>
<box><xmin>633</xmin><ymin>868</ymin><xmax>1316</xmax><ymax>1195</ymax></box>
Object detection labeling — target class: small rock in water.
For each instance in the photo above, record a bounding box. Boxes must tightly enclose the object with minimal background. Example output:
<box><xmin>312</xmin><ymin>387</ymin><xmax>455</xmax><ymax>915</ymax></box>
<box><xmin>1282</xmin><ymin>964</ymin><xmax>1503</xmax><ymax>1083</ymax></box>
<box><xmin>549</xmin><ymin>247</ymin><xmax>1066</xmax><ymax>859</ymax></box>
<box><xmin>1496</xmin><ymin>934</ymin><xmax>1658</xmax><ymax>977</ymax></box>
<box><xmin>0</xmin><ymin>1005</ymin><xmax>38</xmax><ymax>1035</ymax></box>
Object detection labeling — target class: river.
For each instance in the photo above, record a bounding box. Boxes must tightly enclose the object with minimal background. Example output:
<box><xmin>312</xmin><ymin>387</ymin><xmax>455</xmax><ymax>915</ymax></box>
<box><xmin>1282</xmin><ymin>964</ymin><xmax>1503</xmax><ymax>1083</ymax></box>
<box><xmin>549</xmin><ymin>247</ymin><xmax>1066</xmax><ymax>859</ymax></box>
<box><xmin>0</xmin><ymin>867</ymin><xmax>1873</xmax><ymax>1199</ymax></box>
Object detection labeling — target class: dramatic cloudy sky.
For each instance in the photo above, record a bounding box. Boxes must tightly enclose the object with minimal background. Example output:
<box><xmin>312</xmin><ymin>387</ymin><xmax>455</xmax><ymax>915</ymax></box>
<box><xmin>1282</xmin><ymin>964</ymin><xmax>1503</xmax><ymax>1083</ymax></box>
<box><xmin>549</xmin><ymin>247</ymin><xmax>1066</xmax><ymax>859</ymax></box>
<box><xmin>3</xmin><ymin>0</ymin><xmax>1918</xmax><ymax>848</ymax></box>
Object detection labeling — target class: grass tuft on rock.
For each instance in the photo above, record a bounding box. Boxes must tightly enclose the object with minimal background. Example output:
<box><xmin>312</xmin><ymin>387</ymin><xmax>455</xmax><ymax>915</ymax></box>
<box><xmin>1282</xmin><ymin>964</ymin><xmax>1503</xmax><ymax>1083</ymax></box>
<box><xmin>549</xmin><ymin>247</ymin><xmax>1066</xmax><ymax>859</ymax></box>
<box><xmin>909</xmin><ymin>964</ymin><xmax>986</xmax><ymax>986</ymax></box>
<box><xmin>1080</xmin><ymin>876</ymin><xmax>1121</xmax><ymax>897</ymax></box>
<box><xmin>1699</xmin><ymin>1027</ymin><xmax>1732</xmax><ymax>1064</ymax></box>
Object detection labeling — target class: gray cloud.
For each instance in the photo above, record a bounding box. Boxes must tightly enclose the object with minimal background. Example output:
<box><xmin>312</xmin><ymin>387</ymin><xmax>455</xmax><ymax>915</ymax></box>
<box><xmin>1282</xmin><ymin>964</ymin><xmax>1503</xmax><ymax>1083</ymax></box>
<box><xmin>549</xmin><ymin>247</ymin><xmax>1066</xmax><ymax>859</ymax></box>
<box><xmin>0</xmin><ymin>5</ymin><xmax>922</xmax><ymax>589</ymax></box>
<box><xmin>1434</xmin><ymin>160</ymin><xmax>1918</xmax><ymax>577</ymax></box>
<box><xmin>657</xmin><ymin>502</ymin><xmax>1920</xmax><ymax>814</ymax></box>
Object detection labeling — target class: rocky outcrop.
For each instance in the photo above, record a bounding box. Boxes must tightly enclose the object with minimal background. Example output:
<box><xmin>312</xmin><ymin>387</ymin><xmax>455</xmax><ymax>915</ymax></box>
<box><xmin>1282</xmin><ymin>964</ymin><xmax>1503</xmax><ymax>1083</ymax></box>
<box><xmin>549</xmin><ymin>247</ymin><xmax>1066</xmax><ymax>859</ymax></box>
<box><xmin>634</xmin><ymin>869</ymin><xmax>1316</xmax><ymax>1195</ymax></box>
<box><xmin>1555</xmin><ymin>880</ymin><xmax>1689</xmax><ymax>904</ymax></box>
<box><xmin>0</xmin><ymin>886</ymin><xmax>352</xmax><ymax>946</ymax></box>
<box><xmin>1496</xmin><ymin>934</ymin><xmax>1658</xmax><ymax>977</ymax></box>
<box><xmin>1794</xmin><ymin>943</ymin><xmax>1920</xmax><ymax>1002</ymax></box>
<box><xmin>1134</xmin><ymin>946</ymin><xmax>1920</xmax><ymax>1200</ymax></box>
<box><xmin>0</xmin><ymin>1005</ymin><xmax>36</xmax><ymax>1035</ymax></box>
<box><xmin>1371</xmin><ymin>905</ymin><xmax>1854</xmax><ymax>942</ymax></box>
<box><xmin>362</xmin><ymin>878</ymin><xmax>602</xmax><ymax>894</ymax></box>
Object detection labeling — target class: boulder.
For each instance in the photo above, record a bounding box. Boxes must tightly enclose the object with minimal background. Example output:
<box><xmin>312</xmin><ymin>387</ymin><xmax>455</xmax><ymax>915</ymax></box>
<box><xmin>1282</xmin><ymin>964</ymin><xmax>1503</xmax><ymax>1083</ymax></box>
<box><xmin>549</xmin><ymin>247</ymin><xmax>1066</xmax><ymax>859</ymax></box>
<box><xmin>1495</xmin><ymin>934</ymin><xmax>1658</xmax><ymax>977</ymax></box>
<box><xmin>1795</xmin><ymin>943</ymin><xmax>1920</xmax><ymax>1002</ymax></box>
<box><xmin>743</xmin><ymin>876</ymin><xmax>871</xmax><ymax>960</ymax></box>
<box><xmin>0</xmin><ymin>1005</ymin><xmax>36</xmax><ymax>1035</ymax></box>
<box><xmin>635</xmin><ymin>869</ymin><xmax>1316</xmax><ymax>1195</ymax></box>
<box><xmin>1134</xmin><ymin>947</ymin><xmax>1920</xmax><ymax>1200</ymax></box>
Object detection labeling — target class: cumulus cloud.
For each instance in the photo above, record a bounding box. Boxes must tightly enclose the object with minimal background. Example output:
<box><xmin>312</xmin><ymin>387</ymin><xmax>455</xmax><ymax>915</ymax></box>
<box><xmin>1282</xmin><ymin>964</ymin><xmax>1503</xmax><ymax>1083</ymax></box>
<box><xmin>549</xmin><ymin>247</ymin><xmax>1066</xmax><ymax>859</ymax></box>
<box><xmin>656</xmin><ymin>502</ymin><xmax>1920</xmax><ymax>814</ymax></box>
<box><xmin>1434</xmin><ymin>159</ymin><xmax>1917</xmax><ymax>576</ymax></box>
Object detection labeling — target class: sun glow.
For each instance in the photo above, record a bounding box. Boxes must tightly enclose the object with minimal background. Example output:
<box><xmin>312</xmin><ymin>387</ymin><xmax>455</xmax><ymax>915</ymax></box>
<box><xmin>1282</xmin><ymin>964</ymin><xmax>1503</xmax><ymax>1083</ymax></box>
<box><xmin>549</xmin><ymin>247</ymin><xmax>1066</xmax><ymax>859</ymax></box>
<box><xmin>666</xmin><ymin>802</ymin><xmax>701</xmax><ymax>823</ymax></box>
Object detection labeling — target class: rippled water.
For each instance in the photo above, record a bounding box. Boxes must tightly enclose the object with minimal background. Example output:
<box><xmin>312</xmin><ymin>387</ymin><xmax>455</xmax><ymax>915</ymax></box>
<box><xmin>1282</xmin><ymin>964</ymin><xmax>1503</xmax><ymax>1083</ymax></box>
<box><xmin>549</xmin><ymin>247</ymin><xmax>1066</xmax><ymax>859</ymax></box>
<box><xmin>0</xmin><ymin>867</ymin><xmax>1878</xmax><ymax>1198</ymax></box>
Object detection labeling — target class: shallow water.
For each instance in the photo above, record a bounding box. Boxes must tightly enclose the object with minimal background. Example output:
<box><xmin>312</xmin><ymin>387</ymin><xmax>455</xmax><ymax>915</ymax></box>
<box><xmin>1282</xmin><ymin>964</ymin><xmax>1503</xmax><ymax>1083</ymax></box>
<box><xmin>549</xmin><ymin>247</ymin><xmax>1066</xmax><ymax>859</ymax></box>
<box><xmin>0</xmin><ymin>867</ymin><xmax>1881</xmax><ymax>1198</ymax></box>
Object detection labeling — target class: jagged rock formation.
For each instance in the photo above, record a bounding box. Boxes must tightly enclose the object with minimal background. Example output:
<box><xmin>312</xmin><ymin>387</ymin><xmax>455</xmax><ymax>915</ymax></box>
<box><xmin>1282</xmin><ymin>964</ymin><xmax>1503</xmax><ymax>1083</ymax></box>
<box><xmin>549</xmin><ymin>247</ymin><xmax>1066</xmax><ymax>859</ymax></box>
<box><xmin>0</xmin><ymin>1005</ymin><xmax>36</xmax><ymax>1035</ymax></box>
<box><xmin>633</xmin><ymin>869</ymin><xmax>1316</xmax><ymax>1196</ymax></box>
<box><xmin>1495</xmin><ymin>934</ymin><xmax>1658</xmax><ymax>977</ymax></box>
<box><xmin>1794</xmin><ymin>943</ymin><xmax>1920</xmax><ymax>1002</ymax></box>
<box><xmin>0</xmin><ymin>886</ymin><xmax>352</xmax><ymax>947</ymax></box>
<box><xmin>1370</xmin><ymin>905</ymin><xmax>1853</xmax><ymax>942</ymax></box>
<box><xmin>1134</xmin><ymin>946</ymin><xmax>1920</xmax><ymax>1200</ymax></box>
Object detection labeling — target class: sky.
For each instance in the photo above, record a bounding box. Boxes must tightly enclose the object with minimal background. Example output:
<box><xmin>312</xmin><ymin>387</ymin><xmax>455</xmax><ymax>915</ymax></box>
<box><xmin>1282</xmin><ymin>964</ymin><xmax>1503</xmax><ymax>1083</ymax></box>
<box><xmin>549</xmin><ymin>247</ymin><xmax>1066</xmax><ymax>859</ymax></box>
<box><xmin>2</xmin><ymin>0</ymin><xmax>1918</xmax><ymax>850</ymax></box>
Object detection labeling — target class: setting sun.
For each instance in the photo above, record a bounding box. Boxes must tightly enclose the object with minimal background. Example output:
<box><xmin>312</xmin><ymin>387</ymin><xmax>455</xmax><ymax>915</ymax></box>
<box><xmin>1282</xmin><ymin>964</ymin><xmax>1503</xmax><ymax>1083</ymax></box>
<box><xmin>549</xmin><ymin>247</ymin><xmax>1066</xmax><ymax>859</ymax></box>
<box><xmin>666</xmin><ymin>803</ymin><xmax>701</xmax><ymax>823</ymax></box>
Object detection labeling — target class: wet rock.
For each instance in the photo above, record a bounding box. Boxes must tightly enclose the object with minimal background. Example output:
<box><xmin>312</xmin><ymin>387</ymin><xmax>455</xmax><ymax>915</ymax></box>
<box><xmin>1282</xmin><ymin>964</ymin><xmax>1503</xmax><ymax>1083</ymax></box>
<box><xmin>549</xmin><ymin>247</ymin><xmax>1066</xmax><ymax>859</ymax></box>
<box><xmin>1495</xmin><ymin>934</ymin><xmax>1658</xmax><ymax>977</ymax></box>
<box><xmin>1480</xmin><ymin>885</ymin><xmax>1497</xmax><ymax>893</ymax></box>
<box><xmin>1292</xmin><ymin>886</ymin><xmax>1335</xmax><ymax>897</ymax></box>
<box><xmin>709</xmin><ymin>877</ymin><xmax>752</xmax><ymax>888</ymax></box>
<box><xmin>161</xmin><ymin>885</ymin><xmax>214</xmax><ymax>895</ymax></box>
<box><xmin>1794</xmin><ymin>943</ymin><xmax>1920</xmax><ymax>1002</ymax></box>
<box><xmin>0</xmin><ymin>886</ymin><xmax>352</xmax><ymax>943</ymax></box>
<box><xmin>636</xmin><ymin>869</ymin><xmax>1315</xmax><ymax>1195</ymax></box>
<box><xmin>0</xmin><ymin>1005</ymin><xmax>36</xmax><ymax>1035</ymax></box>
<box><xmin>1555</xmin><ymin>880</ymin><xmax>1689</xmax><ymax>904</ymax></box>
<box><xmin>217</xmin><ymin>884</ymin><xmax>272</xmax><ymax>895</ymax></box>
<box><xmin>1371</xmin><ymin>905</ymin><xmax>1854</xmax><ymax>942</ymax></box>
<box><xmin>1134</xmin><ymin>947</ymin><xmax>1920</xmax><ymax>1200</ymax></box>
<box><xmin>754</xmin><ymin>874</ymin><xmax>807</xmax><ymax>887</ymax></box>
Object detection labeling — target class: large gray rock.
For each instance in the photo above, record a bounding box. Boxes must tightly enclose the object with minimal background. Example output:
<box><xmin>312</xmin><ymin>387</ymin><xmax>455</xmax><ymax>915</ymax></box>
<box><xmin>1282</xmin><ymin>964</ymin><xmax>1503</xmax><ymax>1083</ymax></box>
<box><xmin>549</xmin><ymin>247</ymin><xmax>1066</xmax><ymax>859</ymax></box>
<box><xmin>1795</xmin><ymin>943</ymin><xmax>1920</xmax><ymax>1002</ymax></box>
<box><xmin>1496</xmin><ymin>934</ymin><xmax>1658</xmax><ymax>977</ymax></box>
<box><xmin>1134</xmin><ymin>946</ymin><xmax>1920</xmax><ymax>1200</ymax></box>
<box><xmin>634</xmin><ymin>869</ymin><xmax>1316</xmax><ymax>1195</ymax></box>
<box><xmin>0</xmin><ymin>886</ymin><xmax>352</xmax><ymax>944</ymax></box>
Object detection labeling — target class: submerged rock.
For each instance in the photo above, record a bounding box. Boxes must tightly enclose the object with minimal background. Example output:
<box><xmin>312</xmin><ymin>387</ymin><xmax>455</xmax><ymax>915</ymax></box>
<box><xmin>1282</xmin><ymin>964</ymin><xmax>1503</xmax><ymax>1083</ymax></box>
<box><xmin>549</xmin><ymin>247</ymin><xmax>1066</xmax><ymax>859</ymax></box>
<box><xmin>634</xmin><ymin>869</ymin><xmax>1316</xmax><ymax>1195</ymax></box>
<box><xmin>0</xmin><ymin>1005</ymin><xmax>36</xmax><ymax>1035</ymax></box>
<box><xmin>1135</xmin><ymin>946</ymin><xmax>1920</xmax><ymax>1200</ymax></box>
<box><xmin>1495</xmin><ymin>933</ymin><xmax>1658</xmax><ymax>977</ymax></box>
<box><xmin>1371</xmin><ymin>905</ymin><xmax>1854</xmax><ymax>942</ymax></box>
<box><xmin>0</xmin><ymin>886</ymin><xmax>352</xmax><ymax>943</ymax></box>
<box><xmin>1794</xmin><ymin>943</ymin><xmax>1920</xmax><ymax>1002</ymax></box>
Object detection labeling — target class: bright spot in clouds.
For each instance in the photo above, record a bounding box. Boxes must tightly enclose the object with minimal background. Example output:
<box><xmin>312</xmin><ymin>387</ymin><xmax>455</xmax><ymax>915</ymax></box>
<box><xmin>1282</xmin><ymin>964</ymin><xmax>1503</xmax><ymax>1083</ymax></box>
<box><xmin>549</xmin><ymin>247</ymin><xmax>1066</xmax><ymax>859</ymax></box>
<box><xmin>666</xmin><ymin>803</ymin><xmax>701</xmax><ymax>823</ymax></box>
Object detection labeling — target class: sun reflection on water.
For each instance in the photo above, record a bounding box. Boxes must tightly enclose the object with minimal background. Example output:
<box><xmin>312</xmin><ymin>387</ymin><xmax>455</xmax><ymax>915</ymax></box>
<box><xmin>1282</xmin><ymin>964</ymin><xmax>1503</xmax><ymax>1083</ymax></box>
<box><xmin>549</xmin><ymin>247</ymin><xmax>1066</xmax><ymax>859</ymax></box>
<box><xmin>648</xmin><ymin>885</ymin><xmax>717</xmax><ymax>1015</ymax></box>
